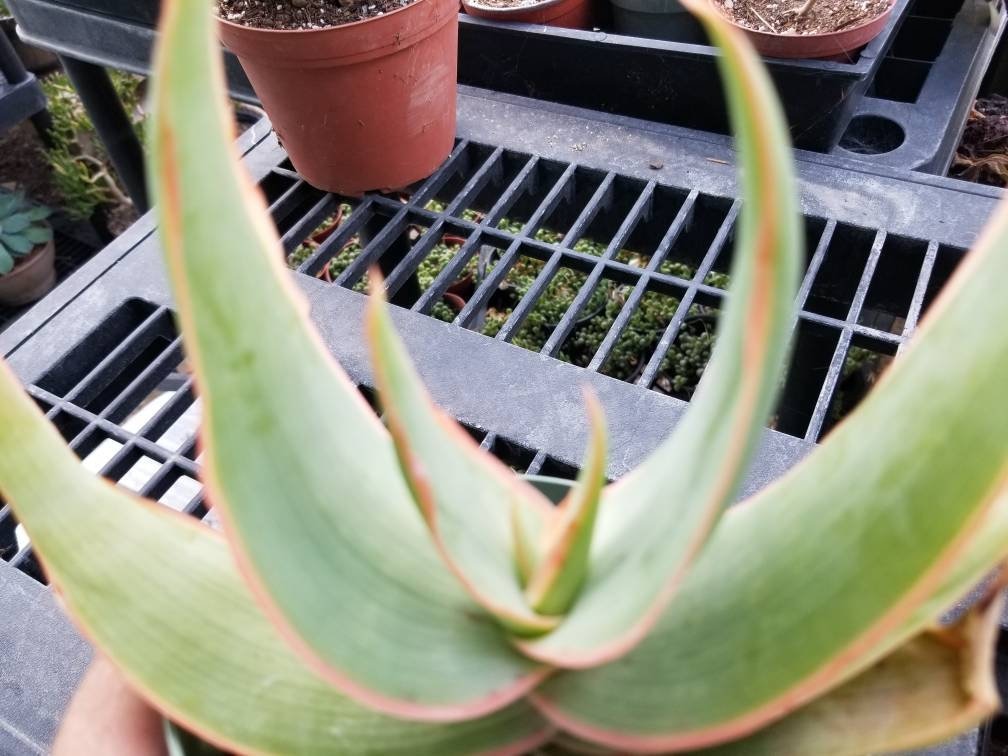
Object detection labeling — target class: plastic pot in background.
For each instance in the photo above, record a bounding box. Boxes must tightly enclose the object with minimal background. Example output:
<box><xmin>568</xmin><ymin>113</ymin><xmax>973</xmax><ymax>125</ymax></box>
<box><xmin>0</xmin><ymin>17</ymin><xmax>59</xmax><ymax>73</ymax></box>
<box><xmin>218</xmin><ymin>0</ymin><xmax>458</xmax><ymax>195</ymax></box>
<box><xmin>0</xmin><ymin>237</ymin><xmax>55</xmax><ymax>307</ymax></box>
<box><xmin>714</xmin><ymin>0</ymin><xmax>896</xmax><ymax>60</ymax></box>
<box><xmin>609</xmin><ymin>0</ymin><xmax>705</xmax><ymax>43</ymax></box>
<box><xmin>461</xmin><ymin>0</ymin><xmax>593</xmax><ymax>29</ymax></box>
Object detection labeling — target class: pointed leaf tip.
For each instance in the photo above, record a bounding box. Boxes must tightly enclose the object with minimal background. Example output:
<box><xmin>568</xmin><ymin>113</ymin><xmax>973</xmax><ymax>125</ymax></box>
<box><xmin>525</xmin><ymin>389</ymin><xmax>608</xmax><ymax>617</ymax></box>
<box><xmin>366</xmin><ymin>274</ymin><xmax>561</xmax><ymax>636</ymax></box>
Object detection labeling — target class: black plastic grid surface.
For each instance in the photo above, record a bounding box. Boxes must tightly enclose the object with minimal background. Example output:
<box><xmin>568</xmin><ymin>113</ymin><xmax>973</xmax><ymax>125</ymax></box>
<box><xmin>0</xmin><ymin>298</ymin><xmax>579</xmax><ymax>580</ymax></box>
<box><xmin>269</xmin><ymin>139</ymin><xmax>965</xmax><ymax>445</ymax></box>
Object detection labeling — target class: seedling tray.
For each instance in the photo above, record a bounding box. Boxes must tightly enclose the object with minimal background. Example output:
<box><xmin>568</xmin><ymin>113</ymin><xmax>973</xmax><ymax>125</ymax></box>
<box><xmin>1</xmin><ymin>94</ymin><xmax>1005</xmax><ymax>755</ymax></box>
<box><xmin>7</xmin><ymin>0</ymin><xmax>1004</xmax><ymax>172</ymax></box>
<box><xmin>457</xmin><ymin>0</ymin><xmax>915</xmax><ymax>152</ymax></box>
<box><xmin>836</xmin><ymin>0</ymin><xmax>1006</xmax><ymax>172</ymax></box>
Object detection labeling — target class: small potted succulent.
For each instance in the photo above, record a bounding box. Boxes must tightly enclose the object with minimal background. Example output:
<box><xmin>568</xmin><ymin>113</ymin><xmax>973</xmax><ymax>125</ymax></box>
<box><xmin>2</xmin><ymin>0</ymin><xmax>1008</xmax><ymax>753</ymax></box>
<box><xmin>460</xmin><ymin>0</ymin><xmax>593</xmax><ymax>29</ymax></box>
<box><xmin>0</xmin><ymin>191</ymin><xmax>54</xmax><ymax>307</ymax></box>
<box><xmin>214</xmin><ymin>0</ymin><xmax>458</xmax><ymax>195</ymax></box>
<box><xmin>711</xmin><ymin>0</ymin><xmax>897</xmax><ymax>59</ymax></box>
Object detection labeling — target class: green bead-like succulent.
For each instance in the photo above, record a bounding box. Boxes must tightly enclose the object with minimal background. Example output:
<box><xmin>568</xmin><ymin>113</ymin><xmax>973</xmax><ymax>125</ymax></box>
<box><xmin>0</xmin><ymin>191</ymin><xmax>52</xmax><ymax>276</ymax></box>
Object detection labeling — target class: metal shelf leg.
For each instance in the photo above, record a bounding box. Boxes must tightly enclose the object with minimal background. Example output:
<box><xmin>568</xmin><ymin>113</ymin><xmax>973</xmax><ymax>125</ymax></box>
<box><xmin>58</xmin><ymin>55</ymin><xmax>149</xmax><ymax>214</ymax></box>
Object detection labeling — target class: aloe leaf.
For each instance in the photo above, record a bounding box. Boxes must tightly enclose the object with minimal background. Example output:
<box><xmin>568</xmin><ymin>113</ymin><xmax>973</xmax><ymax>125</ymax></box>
<box><xmin>0</xmin><ymin>364</ymin><xmax>552</xmax><ymax>755</ymax></box>
<box><xmin>695</xmin><ymin>594</ymin><xmax>1004</xmax><ymax>756</ymax></box>
<box><xmin>529</xmin><ymin>3</ymin><xmax>1008</xmax><ymax>750</ymax></box>
<box><xmin>531</xmin><ymin>135</ymin><xmax>1008</xmax><ymax>756</ymax></box>
<box><xmin>365</xmin><ymin>281</ymin><xmax>560</xmax><ymax>636</ymax></box>
<box><xmin>525</xmin><ymin>390</ymin><xmax>608</xmax><ymax>616</ymax></box>
<box><xmin>148</xmin><ymin>0</ymin><xmax>544</xmax><ymax>719</ymax></box>
<box><xmin>518</xmin><ymin>0</ymin><xmax>803</xmax><ymax>668</ymax></box>
<box><xmin>0</xmin><ymin>249</ymin><xmax>13</xmax><ymax>274</ymax></box>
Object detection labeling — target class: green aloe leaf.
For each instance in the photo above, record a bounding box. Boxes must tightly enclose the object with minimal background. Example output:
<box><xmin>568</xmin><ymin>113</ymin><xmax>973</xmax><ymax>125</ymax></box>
<box><xmin>524</xmin><ymin>391</ymin><xmax>608</xmax><ymax>617</ymax></box>
<box><xmin>529</xmin><ymin>7</ymin><xmax>1008</xmax><ymax>748</ymax></box>
<box><xmin>366</xmin><ymin>280</ymin><xmax>560</xmax><ymax>636</ymax></box>
<box><xmin>0</xmin><ymin>249</ymin><xmax>13</xmax><ymax>274</ymax></box>
<box><xmin>149</xmin><ymin>0</ymin><xmax>545</xmax><ymax>720</ymax></box>
<box><xmin>518</xmin><ymin>0</ymin><xmax>803</xmax><ymax>668</ymax></box>
<box><xmin>695</xmin><ymin>594</ymin><xmax>1004</xmax><ymax>756</ymax></box>
<box><xmin>0</xmin><ymin>364</ymin><xmax>552</xmax><ymax>755</ymax></box>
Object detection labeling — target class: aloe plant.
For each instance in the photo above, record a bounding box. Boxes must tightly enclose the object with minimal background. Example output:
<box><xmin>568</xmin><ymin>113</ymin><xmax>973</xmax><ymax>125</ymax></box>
<box><xmin>0</xmin><ymin>191</ymin><xmax>51</xmax><ymax>275</ymax></box>
<box><xmin>0</xmin><ymin>0</ymin><xmax>1007</xmax><ymax>752</ymax></box>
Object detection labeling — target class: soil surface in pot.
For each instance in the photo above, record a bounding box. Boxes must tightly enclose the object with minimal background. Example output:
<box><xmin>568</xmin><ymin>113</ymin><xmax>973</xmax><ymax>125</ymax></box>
<box><xmin>216</xmin><ymin>0</ymin><xmax>415</xmax><ymax>29</ymax></box>
<box><xmin>715</xmin><ymin>0</ymin><xmax>890</xmax><ymax>35</ymax></box>
<box><xmin>951</xmin><ymin>96</ymin><xmax>1008</xmax><ymax>187</ymax></box>
<box><xmin>464</xmin><ymin>0</ymin><xmax>551</xmax><ymax>10</ymax></box>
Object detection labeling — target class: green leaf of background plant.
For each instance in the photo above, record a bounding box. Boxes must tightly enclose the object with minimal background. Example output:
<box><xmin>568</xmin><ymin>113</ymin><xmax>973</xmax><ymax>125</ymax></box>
<box><xmin>0</xmin><ymin>191</ymin><xmax>21</xmax><ymax>217</ymax></box>
<box><xmin>149</xmin><ymin>0</ymin><xmax>545</xmax><ymax>720</ymax></box>
<box><xmin>366</xmin><ymin>280</ymin><xmax>560</xmax><ymax>637</ymax></box>
<box><xmin>2</xmin><ymin>212</ymin><xmax>33</xmax><ymax>234</ymax></box>
<box><xmin>1</xmin><ymin>233</ymin><xmax>33</xmax><ymax>254</ymax></box>
<box><xmin>0</xmin><ymin>363</ymin><xmax>552</xmax><ymax>755</ymax></box>
<box><xmin>517</xmin><ymin>0</ymin><xmax>803</xmax><ymax>669</ymax></box>
<box><xmin>23</xmin><ymin>225</ymin><xmax>52</xmax><ymax>245</ymax></box>
<box><xmin>530</xmin><ymin>3</ymin><xmax>1008</xmax><ymax>735</ymax></box>
<box><xmin>0</xmin><ymin>249</ymin><xmax>13</xmax><ymax>274</ymax></box>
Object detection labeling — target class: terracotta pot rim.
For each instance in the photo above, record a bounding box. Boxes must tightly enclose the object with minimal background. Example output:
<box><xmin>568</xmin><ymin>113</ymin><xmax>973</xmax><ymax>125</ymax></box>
<box><xmin>216</xmin><ymin>0</ymin><xmax>430</xmax><ymax>36</ymax></box>
<box><xmin>462</xmin><ymin>0</ymin><xmax>571</xmax><ymax>17</ymax></box>
<box><xmin>710</xmin><ymin>0</ymin><xmax>895</xmax><ymax>41</ymax></box>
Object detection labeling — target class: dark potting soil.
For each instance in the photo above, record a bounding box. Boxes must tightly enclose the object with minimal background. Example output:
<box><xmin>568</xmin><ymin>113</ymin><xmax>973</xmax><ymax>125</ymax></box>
<box><xmin>464</xmin><ymin>0</ymin><xmax>546</xmax><ymax>9</ymax></box>
<box><xmin>951</xmin><ymin>96</ymin><xmax>1008</xmax><ymax>187</ymax></box>
<box><xmin>716</xmin><ymin>0</ymin><xmax>891</xmax><ymax>35</ymax></box>
<box><xmin>216</xmin><ymin>0</ymin><xmax>415</xmax><ymax>30</ymax></box>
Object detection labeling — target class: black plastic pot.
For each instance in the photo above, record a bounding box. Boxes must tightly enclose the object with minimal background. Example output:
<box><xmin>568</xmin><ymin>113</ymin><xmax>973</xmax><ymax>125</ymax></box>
<box><xmin>458</xmin><ymin>0</ymin><xmax>914</xmax><ymax>152</ymax></box>
<box><xmin>0</xmin><ymin>16</ymin><xmax>58</xmax><ymax>73</ymax></box>
<box><xmin>609</xmin><ymin>0</ymin><xmax>705</xmax><ymax>43</ymax></box>
<box><xmin>49</xmin><ymin>0</ymin><xmax>160</xmax><ymax>26</ymax></box>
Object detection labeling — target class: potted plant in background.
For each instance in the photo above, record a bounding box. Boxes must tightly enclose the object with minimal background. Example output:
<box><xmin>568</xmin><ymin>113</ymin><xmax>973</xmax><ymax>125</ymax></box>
<box><xmin>711</xmin><ymin>0</ymin><xmax>896</xmax><ymax>59</ymax></box>
<box><xmin>609</xmin><ymin>0</ymin><xmax>706</xmax><ymax>42</ymax></box>
<box><xmin>215</xmin><ymin>0</ymin><xmax>458</xmax><ymax>195</ymax></box>
<box><xmin>0</xmin><ymin>190</ymin><xmax>53</xmax><ymax>307</ymax></box>
<box><xmin>460</xmin><ymin>0</ymin><xmax>593</xmax><ymax>30</ymax></box>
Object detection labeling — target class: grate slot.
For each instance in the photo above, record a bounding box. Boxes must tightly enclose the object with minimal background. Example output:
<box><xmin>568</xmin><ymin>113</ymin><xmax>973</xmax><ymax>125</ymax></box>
<box><xmin>805</xmin><ymin>224</ymin><xmax>879</xmax><ymax>319</ymax></box>
<box><xmin>539</xmin><ymin>182</ymin><xmax>656</xmax><ymax>357</ymax></box>
<box><xmin>858</xmin><ymin>234</ymin><xmax>928</xmax><ymax>335</ymax></box>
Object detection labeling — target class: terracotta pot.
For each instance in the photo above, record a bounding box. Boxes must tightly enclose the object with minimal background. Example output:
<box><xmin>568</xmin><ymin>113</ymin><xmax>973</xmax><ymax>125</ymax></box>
<box><xmin>712</xmin><ymin>0</ymin><xmax>895</xmax><ymax>60</ymax></box>
<box><xmin>0</xmin><ymin>238</ymin><xmax>56</xmax><ymax>307</ymax></box>
<box><xmin>461</xmin><ymin>0</ymin><xmax>593</xmax><ymax>29</ymax></box>
<box><xmin>218</xmin><ymin>0</ymin><xmax>458</xmax><ymax>195</ymax></box>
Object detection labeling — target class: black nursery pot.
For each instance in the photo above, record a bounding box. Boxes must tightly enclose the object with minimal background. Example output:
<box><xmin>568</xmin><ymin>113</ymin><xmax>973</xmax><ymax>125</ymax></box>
<box><xmin>50</xmin><ymin>0</ymin><xmax>161</xmax><ymax>26</ymax></box>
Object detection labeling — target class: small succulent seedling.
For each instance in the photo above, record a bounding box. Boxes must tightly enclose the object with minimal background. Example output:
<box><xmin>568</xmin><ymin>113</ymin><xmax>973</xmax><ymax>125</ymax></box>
<box><xmin>0</xmin><ymin>191</ymin><xmax>51</xmax><ymax>275</ymax></box>
<box><xmin>1</xmin><ymin>0</ymin><xmax>1007</xmax><ymax>753</ymax></box>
